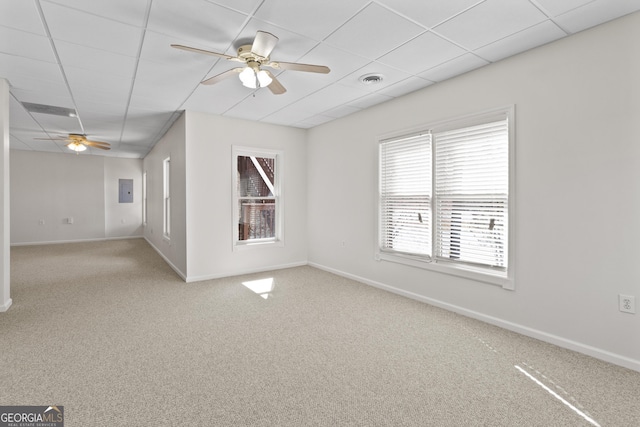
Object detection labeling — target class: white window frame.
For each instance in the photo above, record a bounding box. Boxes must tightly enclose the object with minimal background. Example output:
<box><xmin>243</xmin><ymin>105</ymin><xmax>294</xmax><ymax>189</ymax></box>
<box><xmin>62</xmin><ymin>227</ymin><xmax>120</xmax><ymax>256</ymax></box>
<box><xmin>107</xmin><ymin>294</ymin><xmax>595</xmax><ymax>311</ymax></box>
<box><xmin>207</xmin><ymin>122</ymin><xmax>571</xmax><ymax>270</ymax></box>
<box><xmin>377</xmin><ymin>107</ymin><xmax>515</xmax><ymax>289</ymax></box>
<box><xmin>232</xmin><ymin>146</ymin><xmax>284</xmax><ymax>250</ymax></box>
<box><xmin>142</xmin><ymin>171</ymin><xmax>147</xmax><ymax>226</ymax></box>
<box><xmin>163</xmin><ymin>157</ymin><xmax>171</xmax><ymax>240</ymax></box>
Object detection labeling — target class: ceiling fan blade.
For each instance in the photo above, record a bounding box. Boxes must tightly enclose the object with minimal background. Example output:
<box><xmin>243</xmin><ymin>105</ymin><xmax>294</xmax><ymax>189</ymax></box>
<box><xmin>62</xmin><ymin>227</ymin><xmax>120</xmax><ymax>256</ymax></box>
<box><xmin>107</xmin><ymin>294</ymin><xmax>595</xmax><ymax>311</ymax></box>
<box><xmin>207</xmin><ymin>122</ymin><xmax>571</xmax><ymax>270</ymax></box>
<box><xmin>34</xmin><ymin>137</ymin><xmax>66</xmax><ymax>141</ymax></box>
<box><xmin>85</xmin><ymin>141</ymin><xmax>111</xmax><ymax>150</ymax></box>
<box><xmin>267</xmin><ymin>61</ymin><xmax>330</xmax><ymax>74</ymax></box>
<box><xmin>251</xmin><ymin>31</ymin><xmax>278</xmax><ymax>58</ymax></box>
<box><xmin>201</xmin><ymin>67</ymin><xmax>245</xmax><ymax>85</ymax></box>
<box><xmin>171</xmin><ymin>44</ymin><xmax>238</xmax><ymax>61</ymax></box>
<box><xmin>84</xmin><ymin>139</ymin><xmax>110</xmax><ymax>147</ymax></box>
<box><xmin>265</xmin><ymin>71</ymin><xmax>286</xmax><ymax>95</ymax></box>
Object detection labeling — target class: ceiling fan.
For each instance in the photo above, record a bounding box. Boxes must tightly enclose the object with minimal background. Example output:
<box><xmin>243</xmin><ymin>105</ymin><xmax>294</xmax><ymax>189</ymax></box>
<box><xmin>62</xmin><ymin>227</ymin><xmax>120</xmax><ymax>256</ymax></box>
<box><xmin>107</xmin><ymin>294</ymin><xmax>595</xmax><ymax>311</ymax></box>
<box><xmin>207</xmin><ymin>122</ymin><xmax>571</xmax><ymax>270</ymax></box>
<box><xmin>171</xmin><ymin>31</ymin><xmax>330</xmax><ymax>94</ymax></box>
<box><xmin>35</xmin><ymin>133</ymin><xmax>111</xmax><ymax>152</ymax></box>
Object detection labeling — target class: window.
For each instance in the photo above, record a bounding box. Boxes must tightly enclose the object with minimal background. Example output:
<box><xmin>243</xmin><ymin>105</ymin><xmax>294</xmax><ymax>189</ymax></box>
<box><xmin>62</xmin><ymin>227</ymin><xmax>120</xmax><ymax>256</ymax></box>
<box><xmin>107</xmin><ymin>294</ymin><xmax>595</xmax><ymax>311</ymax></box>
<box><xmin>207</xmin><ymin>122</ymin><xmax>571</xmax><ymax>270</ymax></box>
<box><xmin>142</xmin><ymin>171</ymin><xmax>147</xmax><ymax>225</ymax></box>
<box><xmin>163</xmin><ymin>157</ymin><xmax>170</xmax><ymax>239</ymax></box>
<box><xmin>232</xmin><ymin>147</ymin><xmax>283</xmax><ymax>248</ymax></box>
<box><xmin>379</xmin><ymin>108</ymin><xmax>513</xmax><ymax>288</ymax></box>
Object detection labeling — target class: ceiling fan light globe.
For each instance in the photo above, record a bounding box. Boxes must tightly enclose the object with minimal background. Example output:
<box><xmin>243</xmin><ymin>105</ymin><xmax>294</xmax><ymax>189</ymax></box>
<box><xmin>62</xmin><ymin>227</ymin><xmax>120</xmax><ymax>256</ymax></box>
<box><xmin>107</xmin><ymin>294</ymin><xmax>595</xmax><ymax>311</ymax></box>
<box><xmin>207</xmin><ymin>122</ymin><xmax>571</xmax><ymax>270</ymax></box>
<box><xmin>257</xmin><ymin>70</ymin><xmax>272</xmax><ymax>87</ymax></box>
<box><xmin>239</xmin><ymin>67</ymin><xmax>257</xmax><ymax>88</ymax></box>
<box><xmin>67</xmin><ymin>142</ymin><xmax>86</xmax><ymax>152</ymax></box>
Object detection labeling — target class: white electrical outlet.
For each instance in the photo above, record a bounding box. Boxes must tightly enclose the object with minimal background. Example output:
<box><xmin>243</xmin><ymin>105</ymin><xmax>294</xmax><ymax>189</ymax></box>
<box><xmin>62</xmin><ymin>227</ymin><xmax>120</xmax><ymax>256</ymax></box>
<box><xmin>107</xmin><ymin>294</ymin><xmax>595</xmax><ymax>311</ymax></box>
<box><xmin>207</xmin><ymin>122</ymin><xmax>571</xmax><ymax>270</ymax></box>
<box><xmin>619</xmin><ymin>294</ymin><xmax>636</xmax><ymax>314</ymax></box>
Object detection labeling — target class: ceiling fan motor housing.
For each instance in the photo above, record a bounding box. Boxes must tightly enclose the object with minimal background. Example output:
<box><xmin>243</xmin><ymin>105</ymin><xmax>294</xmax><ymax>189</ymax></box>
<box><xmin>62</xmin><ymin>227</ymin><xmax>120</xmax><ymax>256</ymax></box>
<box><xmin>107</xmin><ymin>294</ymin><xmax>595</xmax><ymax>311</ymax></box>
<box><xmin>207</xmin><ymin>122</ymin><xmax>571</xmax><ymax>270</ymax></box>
<box><xmin>237</xmin><ymin>45</ymin><xmax>268</xmax><ymax>64</ymax></box>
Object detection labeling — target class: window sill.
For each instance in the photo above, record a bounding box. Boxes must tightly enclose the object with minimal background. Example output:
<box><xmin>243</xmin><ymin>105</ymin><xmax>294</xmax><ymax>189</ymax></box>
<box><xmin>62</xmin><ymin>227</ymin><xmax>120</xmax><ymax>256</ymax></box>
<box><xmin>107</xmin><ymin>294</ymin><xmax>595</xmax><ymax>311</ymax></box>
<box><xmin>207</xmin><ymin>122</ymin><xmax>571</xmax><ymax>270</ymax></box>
<box><xmin>376</xmin><ymin>251</ymin><xmax>513</xmax><ymax>290</ymax></box>
<box><xmin>234</xmin><ymin>239</ymin><xmax>284</xmax><ymax>251</ymax></box>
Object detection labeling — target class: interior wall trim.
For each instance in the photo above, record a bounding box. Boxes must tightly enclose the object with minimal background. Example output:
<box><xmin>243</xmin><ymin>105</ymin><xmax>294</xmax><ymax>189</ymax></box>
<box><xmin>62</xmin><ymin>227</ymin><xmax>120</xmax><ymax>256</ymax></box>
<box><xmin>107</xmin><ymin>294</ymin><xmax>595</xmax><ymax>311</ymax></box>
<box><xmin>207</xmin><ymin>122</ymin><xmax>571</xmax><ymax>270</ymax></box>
<box><xmin>308</xmin><ymin>262</ymin><xmax>640</xmax><ymax>373</ymax></box>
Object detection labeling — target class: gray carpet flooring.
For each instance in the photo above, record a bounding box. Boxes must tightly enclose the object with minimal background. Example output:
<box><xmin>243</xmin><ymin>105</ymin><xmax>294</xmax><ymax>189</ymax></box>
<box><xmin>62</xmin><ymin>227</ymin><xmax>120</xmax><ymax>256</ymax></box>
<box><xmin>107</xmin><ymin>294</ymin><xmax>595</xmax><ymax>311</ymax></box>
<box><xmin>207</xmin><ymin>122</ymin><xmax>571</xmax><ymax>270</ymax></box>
<box><xmin>2</xmin><ymin>239</ymin><xmax>639</xmax><ymax>426</ymax></box>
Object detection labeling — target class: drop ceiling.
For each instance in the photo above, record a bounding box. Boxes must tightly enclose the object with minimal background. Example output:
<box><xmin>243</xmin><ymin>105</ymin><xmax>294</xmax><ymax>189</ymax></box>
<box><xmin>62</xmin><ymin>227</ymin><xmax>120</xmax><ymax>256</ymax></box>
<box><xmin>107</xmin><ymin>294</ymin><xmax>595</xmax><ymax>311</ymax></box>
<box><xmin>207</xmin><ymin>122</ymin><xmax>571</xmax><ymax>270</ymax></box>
<box><xmin>2</xmin><ymin>0</ymin><xmax>639</xmax><ymax>158</ymax></box>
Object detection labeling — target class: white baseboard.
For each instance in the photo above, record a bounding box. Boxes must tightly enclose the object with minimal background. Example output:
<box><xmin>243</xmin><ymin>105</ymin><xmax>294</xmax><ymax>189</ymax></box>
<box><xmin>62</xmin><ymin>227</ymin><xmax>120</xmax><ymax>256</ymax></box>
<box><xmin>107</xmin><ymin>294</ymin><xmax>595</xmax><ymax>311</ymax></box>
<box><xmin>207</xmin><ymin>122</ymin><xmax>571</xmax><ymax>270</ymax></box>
<box><xmin>143</xmin><ymin>237</ymin><xmax>187</xmax><ymax>281</ymax></box>
<box><xmin>308</xmin><ymin>262</ymin><xmax>640</xmax><ymax>373</ymax></box>
<box><xmin>11</xmin><ymin>235</ymin><xmax>143</xmax><ymax>247</ymax></box>
<box><xmin>0</xmin><ymin>298</ymin><xmax>12</xmax><ymax>312</ymax></box>
<box><xmin>143</xmin><ymin>239</ymin><xmax>306</xmax><ymax>283</ymax></box>
<box><xmin>185</xmin><ymin>261</ymin><xmax>308</xmax><ymax>283</ymax></box>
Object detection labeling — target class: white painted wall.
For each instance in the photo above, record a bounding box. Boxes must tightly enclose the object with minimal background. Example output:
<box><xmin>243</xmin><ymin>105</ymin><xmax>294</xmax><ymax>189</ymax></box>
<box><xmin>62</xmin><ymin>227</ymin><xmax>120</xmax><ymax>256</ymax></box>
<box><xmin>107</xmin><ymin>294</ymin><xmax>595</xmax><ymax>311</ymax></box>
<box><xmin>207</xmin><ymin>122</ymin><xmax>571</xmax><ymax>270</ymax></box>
<box><xmin>183</xmin><ymin>112</ymin><xmax>307</xmax><ymax>281</ymax></box>
<box><xmin>142</xmin><ymin>111</ymin><xmax>307</xmax><ymax>281</ymax></box>
<box><xmin>104</xmin><ymin>157</ymin><xmax>143</xmax><ymax>238</ymax></box>
<box><xmin>0</xmin><ymin>79</ymin><xmax>11</xmax><ymax>312</ymax></box>
<box><xmin>143</xmin><ymin>113</ymin><xmax>187</xmax><ymax>277</ymax></box>
<box><xmin>307</xmin><ymin>13</ymin><xmax>640</xmax><ymax>369</ymax></box>
<box><xmin>10</xmin><ymin>150</ymin><xmax>143</xmax><ymax>244</ymax></box>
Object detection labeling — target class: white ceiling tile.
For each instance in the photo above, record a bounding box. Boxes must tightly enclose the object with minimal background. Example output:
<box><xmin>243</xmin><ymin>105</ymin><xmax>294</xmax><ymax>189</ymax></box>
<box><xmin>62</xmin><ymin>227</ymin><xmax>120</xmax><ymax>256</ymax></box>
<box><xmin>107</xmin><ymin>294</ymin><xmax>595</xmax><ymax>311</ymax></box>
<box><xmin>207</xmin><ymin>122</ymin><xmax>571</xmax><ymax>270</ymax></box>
<box><xmin>73</xmin><ymin>99</ymin><xmax>128</xmax><ymax>118</ymax></box>
<box><xmin>0</xmin><ymin>54</ymin><xmax>65</xmax><ymax>87</ymax></box>
<box><xmin>224</xmin><ymin>74</ymin><xmax>324</xmax><ymax>120</ymax></box>
<box><xmin>10</xmin><ymin>88</ymin><xmax>74</xmax><ymax>109</ymax></box>
<box><xmin>64</xmin><ymin>66</ymin><xmax>132</xmax><ymax>105</ymax></box>
<box><xmin>204</xmin><ymin>0</ymin><xmax>263</xmax><ymax>14</ymax></box>
<box><xmin>379</xmin><ymin>0</ymin><xmax>484</xmax><ymax>27</ymax></box>
<box><xmin>0</xmin><ymin>26</ymin><xmax>55</xmax><ymax>62</ymax></box>
<box><xmin>43</xmin><ymin>0</ymin><xmax>150</xmax><ymax>26</ymax></box>
<box><xmin>253</xmin><ymin>0</ymin><xmax>369</xmax><ymax>41</ymax></box>
<box><xmin>475</xmin><ymin>20</ymin><xmax>567</xmax><ymax>62</ymax></box>
<box><xmin>323</xmin><ymin>104</ymin><xmax>362</xmax><ymax>119</ymax></box>
<box><xmin>259</xmin><ymin>105</ymin><xmax>315</xmax><ymax>126</ymax></box>
<box><xmin>377</xmin><ymin>32</ymin><xmax>467</xmax><ymax>75</ymax></box>
<box><xmin>124</xmin><ymin>110</ymin><xmax>174</xmax><ymax>132</ymax></box>
<box><xmin>376</xmin><ymin>76</ymin><xmax>434</xmax><ymax>98</ymax></box>
<box><xmin>284</xmin><ymin>83</ymin><xmax>370</xmax><ymax>115</ymax></box>
<box><xmin>29</xmin><ymin>114</ymin><xmax>83</xmax><ymax>135</ymax></box>
<box><xmin>55</xmin><ymin>41</ymin><xmax>138</xmax><ymax>79</ymax></box>
<box><xmin>338</xmin><ymin>62</ymin><xmax>413</xmax><ymax>93</ymax></box>
<box><xmin>434</xmin><ymin>0</ymin><xmax>549</xmax><ymax>50</ymax></box>
<box><xmin>40</xmin><ymin>2</ymin><xmax>143</xmax><ymax>57</ymax></box>
<box><xmin>418</xmin><ymin>53</ymin><xmax>489</xmax><ymax>82</ymax></box>
<box><xmin>533</xmin><ymin>0</ymin><xmax>598</xmax><ymax>17</ymax></box>
<box><xmin>324</xmin><ymin>3</ymin><xmax>425</xmax><ymax>60</ymax></box>
<box><xmin>147</xmin><ymin>0</ymin><xmax>247</xmax><ymax>48</ymax></box>
<box><xmin>9</xmin><ymin>98</ymin><xmax>40</xmax><ymax>131</ymax></box>
<box><xmin>0</xmin><ymin>0</ymin><xmax>46</xmax><ymax>35</ymax></box>
<box><xmin>131</xmin><ymin>60</ymin><xmax>204</xmax><ymax>104</ymax></box>
<box><xmin>554</xmin><ymin>0</ymin><xmax>640</xmax><ymax>33</ymax></box>
<box><xmin>295</xmin><ymin>43</ymin><xmax>370</xmax><ymax>82</ymax></box>
<box><xmin>224</xmin><ymin>90</ymin><xmax>281</xmax><ymax>121</ymax></box>
<box><xmin>141</xmin><ymin>31</ymin><xmax>219</xmax><ymax>67</ymax></box>
<box><xmin>7</xmin><ymin>0</ymin><xmax>640</xmax><ymax>158</ymax></box>
<box><xmin>346</xmin><ymin>92</ymin><xmax>394</xmax><ymax>109</ymax></box>
<box><xmin>293</xmin><ymin>115</ymin><xmax>336</xmax><ymax>128</ymax></box>
<box><xmin>182</xmin><ymin>82</ymin><xmax>250</xmax><ymax>115</ymax></box>
<box><xmin>129</xmin><ymin>92</ymin><xmax>187</xmax><ymax>112</ymax></box>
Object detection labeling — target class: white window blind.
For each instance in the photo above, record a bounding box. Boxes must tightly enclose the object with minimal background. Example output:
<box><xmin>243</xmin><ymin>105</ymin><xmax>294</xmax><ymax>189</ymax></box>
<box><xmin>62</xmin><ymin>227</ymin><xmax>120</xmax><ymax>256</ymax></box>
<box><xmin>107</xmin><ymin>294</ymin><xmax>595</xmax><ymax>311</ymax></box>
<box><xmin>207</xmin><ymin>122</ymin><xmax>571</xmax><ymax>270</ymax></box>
<box><xmin>434</xmin><ymin>119</ymin><xmax>508</xmax><ymax>269</ymax></box>
<box><xmin>379</xmin><ymin>133</ymin><xmax>432</xmax><ymax>259</ymax></box>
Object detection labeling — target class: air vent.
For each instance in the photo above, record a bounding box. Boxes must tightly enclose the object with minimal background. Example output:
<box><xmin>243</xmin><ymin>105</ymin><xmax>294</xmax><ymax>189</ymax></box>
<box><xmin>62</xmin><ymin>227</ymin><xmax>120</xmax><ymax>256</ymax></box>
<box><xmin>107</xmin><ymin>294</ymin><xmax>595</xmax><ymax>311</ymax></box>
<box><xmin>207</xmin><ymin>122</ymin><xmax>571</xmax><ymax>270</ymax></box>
<box><xmin>359</xmin><ymin>73</ymin><xmax>384</xmax><ymax>85</ymax></box>
<box><xmin>22</xmin><ymin>102</ymin><xmax>77</xmax><ymax>117</ymax></box>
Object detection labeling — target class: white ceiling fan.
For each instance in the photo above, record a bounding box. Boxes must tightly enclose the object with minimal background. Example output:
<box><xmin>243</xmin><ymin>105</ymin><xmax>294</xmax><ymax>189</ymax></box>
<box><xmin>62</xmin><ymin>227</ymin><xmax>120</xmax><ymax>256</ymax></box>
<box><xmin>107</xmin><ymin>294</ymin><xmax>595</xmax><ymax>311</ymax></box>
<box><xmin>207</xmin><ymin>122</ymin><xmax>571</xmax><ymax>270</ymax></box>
<box><xmin>172</xmin><ymin>31</ymin><xmax>330</xmax><ymax>94</ymax></box>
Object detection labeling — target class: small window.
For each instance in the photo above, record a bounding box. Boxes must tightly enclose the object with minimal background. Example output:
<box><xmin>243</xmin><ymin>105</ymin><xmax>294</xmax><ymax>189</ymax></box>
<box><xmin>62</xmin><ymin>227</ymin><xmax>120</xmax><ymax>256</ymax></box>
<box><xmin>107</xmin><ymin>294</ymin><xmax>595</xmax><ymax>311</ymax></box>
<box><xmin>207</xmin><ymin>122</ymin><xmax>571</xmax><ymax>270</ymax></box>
<box><xmin>378</xmin><ymin>108</ymin><xmax>513</xmax><ymax>288</ymax></box>
<box><xmin>232</xmin><ymin>147</ymin><xmax>283</xmax><ymax>248</ymax></box>
<box><xmin>163</xmin><ymin>158</ymin><xmax>170</xmax><ymax>239</ymax></box>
